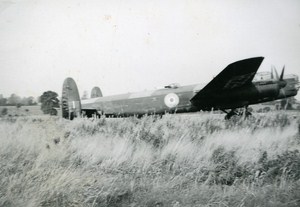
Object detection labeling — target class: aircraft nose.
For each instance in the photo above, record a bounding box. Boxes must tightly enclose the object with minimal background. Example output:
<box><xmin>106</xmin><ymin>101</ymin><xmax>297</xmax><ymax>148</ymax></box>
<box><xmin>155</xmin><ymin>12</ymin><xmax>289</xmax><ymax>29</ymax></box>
<box><xmin>293</xmin><ymin>75</ymin><xmax>300</xmax><ymax>90</ymax></box>
<box><xmin>279</xmin><ymin>80</ymin><xmax>287</xmax><ymax>88</ymax></box>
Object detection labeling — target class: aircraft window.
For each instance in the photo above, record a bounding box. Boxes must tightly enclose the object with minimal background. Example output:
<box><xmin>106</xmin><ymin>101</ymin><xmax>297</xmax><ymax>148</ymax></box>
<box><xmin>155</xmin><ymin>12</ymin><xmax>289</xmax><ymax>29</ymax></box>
<box><xmin>164</xmin><ymin>83</ymin><xmax>180</xmax><ymax>89</ymax></box>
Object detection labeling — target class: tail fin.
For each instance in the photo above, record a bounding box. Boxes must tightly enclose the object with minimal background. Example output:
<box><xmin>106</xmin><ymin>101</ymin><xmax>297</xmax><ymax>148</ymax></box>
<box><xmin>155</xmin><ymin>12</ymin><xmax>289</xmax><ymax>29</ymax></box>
<box><xmin>91</xmin><ymin>87</ymin><xmax>103</xmax><ymax>98</ymax></box>
<box><xmin>61</xmin><ymin>77</ymin><xmax>81</xmax><ymax>120</ymax></box>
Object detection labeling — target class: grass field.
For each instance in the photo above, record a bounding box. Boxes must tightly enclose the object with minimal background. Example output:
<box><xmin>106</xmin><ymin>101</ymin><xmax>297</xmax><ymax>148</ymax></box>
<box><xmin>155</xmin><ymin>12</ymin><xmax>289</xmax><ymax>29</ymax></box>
<box><xmin>0</xmin><ymin>105</ymin><xmax>43</xmax><ymax>117</ymax></box>
<box><xmin>0</xmin><ymin>112</ymin><xmax>300</xmax><ymax>206</ymax></box>
<box><xmin>0</xmin><ymin>105</ymin><xmax>62</xmax><ymax>117</ymax></box>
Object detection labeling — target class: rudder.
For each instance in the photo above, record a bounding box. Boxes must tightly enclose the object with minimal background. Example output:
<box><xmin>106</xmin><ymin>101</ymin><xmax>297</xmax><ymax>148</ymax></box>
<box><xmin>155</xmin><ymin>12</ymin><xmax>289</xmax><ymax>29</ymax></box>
<box><xmin>91</xmin><ymin>86</ymin><xmax>103</xmax><ymax>98</ymax></box>
<box><xmin>61</xmin><ymin>77</ymin><xmax>82</xmax><ymax>120</ymax></box>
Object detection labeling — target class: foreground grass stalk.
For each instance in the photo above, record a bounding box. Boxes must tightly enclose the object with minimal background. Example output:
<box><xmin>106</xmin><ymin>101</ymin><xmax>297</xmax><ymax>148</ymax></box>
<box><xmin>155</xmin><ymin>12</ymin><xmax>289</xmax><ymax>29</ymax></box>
<box><xmin>0</xmin><ymin>112</ymin><xmax>300</xmax><ymax>206</ymax></box>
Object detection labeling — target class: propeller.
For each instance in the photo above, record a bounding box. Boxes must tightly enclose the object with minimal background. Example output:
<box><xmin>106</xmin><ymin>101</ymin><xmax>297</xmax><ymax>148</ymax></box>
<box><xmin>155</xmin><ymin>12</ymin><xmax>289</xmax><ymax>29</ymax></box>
<box><xmin>271</xmin><ymin>65</ymin><xmax>287</xmax><ymax>88</ymax></box>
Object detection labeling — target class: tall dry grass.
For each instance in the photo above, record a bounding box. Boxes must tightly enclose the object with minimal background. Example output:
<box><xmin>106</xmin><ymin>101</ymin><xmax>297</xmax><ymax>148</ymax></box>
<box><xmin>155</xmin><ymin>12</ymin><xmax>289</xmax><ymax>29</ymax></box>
<box><xmin>0</xmin><ymin>112</ymin><xmax>300</xmax><ymax>206</ymax></box>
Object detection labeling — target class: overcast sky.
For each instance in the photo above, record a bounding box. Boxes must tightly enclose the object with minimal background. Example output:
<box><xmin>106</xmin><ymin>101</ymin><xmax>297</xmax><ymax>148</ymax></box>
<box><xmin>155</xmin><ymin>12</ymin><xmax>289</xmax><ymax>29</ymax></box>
<box><xmin>0</xmin><ymin>0</ymin><xmax>299</xmax><ymax>100</ymax></box>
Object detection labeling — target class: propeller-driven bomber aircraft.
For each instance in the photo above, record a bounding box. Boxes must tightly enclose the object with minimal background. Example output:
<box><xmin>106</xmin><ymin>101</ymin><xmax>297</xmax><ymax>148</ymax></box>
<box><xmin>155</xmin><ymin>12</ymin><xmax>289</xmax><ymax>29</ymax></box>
<box><xmin>61</xmin><ymin>57</ymin><xmax>300</xmax><ymax>120</ymax></box>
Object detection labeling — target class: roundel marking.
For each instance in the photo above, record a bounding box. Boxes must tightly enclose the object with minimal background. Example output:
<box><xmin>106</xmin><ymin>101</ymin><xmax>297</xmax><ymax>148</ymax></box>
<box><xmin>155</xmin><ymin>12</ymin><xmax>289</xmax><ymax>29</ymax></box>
<box><xmin>164</xmin><ymin>93</ymin><xmax>179</xmax><ymax>108</ymax></box>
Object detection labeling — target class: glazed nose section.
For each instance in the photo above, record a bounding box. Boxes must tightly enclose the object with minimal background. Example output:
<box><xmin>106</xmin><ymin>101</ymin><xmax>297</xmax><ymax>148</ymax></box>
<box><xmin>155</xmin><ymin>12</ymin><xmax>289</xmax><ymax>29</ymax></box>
<box><xmin>276</xmin><ymin>74</ymin><xmax>300</xmax><ymax>99</ymax></box>
<box><xmin>295</xmin><ymin>75</ymin><xmax>300</xmax><ymax>90</ymax></box>
<box><xmin>291</xmin><ymin>75</ymin><xmax>300</xmax><ymax>91</ymax></box>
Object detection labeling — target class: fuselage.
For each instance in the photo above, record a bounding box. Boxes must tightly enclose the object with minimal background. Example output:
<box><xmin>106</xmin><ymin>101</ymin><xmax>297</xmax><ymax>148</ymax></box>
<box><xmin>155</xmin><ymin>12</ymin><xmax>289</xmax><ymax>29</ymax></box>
<box><xmin>81</xmin><ymin>84</ymin><xmax>203</xmax><ymax>116</ymax></box>
<box><xmin>81</xmin><ymin>75</ymin><xmax>299</xmax><ymax>117</ymax></box>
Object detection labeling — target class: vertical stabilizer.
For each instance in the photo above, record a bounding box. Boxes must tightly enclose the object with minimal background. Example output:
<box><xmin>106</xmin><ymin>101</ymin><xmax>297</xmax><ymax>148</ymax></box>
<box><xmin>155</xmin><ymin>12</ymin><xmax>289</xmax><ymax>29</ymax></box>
<box><xmin>61</xmin><ymin>77</ymin><xmax>82</xmax><ymax>119</ymax></box>
<box><xmin>91</xmin><ymin>87</ymin><xmax>103</xmax><ymax>98</ymax></box>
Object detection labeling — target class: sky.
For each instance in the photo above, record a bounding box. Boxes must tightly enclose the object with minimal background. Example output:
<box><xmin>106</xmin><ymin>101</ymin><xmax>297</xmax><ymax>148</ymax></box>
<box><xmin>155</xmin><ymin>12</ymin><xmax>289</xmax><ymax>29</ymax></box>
<box><xmin>0</xmin><ymin>0</ymin><xmax>300</xmax><ymax>100</ymax></box>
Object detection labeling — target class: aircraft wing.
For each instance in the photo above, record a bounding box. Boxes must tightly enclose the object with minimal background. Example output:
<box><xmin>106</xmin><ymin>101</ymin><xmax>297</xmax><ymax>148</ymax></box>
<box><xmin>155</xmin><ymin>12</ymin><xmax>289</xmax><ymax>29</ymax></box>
<box><xmin>191</xmin><ymin>57</ymin><xmax>264</xmax><ymax>102</ymax></box>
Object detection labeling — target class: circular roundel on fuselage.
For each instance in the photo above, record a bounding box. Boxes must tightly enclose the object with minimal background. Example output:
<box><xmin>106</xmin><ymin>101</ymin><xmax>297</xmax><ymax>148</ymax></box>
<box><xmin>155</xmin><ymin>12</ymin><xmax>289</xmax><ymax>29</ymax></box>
<box><xmin>164</xmin><ymin>93</ymin><xmax>179</xmax><ymax>108</ymax></box>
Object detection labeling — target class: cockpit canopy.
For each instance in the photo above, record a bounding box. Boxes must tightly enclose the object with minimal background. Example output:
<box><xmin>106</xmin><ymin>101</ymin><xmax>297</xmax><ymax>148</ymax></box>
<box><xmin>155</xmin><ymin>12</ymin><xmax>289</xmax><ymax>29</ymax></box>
<box><xmin>253</xmin><ymin>71</ymin><xmax>299</xmax><ymax>83</ymax></box>
<box><xmin>253</xmin><ymin>72</ymin><xmax>272</xmax><ymax>81</ymax></box>
<box><xmin>164</xmin><ymin>83</ymin><xmax>181</xmax><ymax>89</ymax></box>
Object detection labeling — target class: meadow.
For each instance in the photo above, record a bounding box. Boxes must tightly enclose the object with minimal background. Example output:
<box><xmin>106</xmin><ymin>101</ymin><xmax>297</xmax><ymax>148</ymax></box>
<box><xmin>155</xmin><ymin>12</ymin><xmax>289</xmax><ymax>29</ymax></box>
<box><xmin>0</xmin><ymin>105</ymin><xmax>44</xmax><ymax>117</ymax></box>
<box><xmin>0</xmin><ymin>111</ymin><xmax>300</xmax><ymax>206</ymax></box>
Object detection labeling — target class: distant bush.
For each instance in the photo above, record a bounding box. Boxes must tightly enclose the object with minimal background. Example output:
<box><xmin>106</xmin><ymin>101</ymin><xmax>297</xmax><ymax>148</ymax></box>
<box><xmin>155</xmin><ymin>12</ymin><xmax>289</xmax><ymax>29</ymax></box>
<box><xmin>1</xmin><ymin>108</ymin><xmax>8</xmax><ymax>116</ymax></box>
<box><xmin>16</xmin><ymin>103</ymin><xmax>22</xmax><ymax>108</ymax></box>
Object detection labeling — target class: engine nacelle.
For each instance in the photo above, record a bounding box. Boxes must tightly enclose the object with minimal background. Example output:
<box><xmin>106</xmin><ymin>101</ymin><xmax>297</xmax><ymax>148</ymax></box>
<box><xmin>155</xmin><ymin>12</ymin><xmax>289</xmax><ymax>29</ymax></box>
<box><xmin>61</xmin><ymin>77</ymin><xmax>82</xmax><ymax>120</ymax></box>
<box><xmin>217</xmin><ymin>83</ymin><xmax>280</xmax><ymax>101</ymax></box>
<box><xmin>253</xmin><ymin>83</ymin><xmax>280</xmax><ymax>99</ymax></box>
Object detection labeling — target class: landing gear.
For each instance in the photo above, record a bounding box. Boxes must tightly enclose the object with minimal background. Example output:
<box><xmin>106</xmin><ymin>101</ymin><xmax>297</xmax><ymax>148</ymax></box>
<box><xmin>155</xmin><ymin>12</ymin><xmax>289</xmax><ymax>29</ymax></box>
<box><xmin>222</xmin><ymin>106</ymin><xmax>252</xmax><ymax>120</ymax></box>
<box><xmin>223</xmin><ymin>109</ymin><xmax>239</xmax><ymax>120</ymax></box>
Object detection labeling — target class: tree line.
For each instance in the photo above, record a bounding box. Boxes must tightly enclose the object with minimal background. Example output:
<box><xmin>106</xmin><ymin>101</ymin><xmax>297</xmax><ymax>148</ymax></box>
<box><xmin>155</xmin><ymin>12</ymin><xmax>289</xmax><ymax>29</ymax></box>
<box><xmin>0</xmin><ymin>91</ymin><xmax>60</xmax><ymax>116</ymax></box>
<box><xmin>0</xmin><ymin>94</ymin><xmax>37</xmax><ymax>107</ymax></box>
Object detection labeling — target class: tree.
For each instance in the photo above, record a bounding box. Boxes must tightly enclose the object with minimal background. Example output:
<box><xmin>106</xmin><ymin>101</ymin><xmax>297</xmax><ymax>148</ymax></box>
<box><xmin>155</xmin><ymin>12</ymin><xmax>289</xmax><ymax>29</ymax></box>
<box><xmin>0</xmin><ymin>97</ymin><xmax>7</xmax><ymax>106</ymax></box>
<box><xmin>21</xmin><ymin>96</ymin><xmax>37</xmax><ymax>106</ymax></box>
<box><xmin>7</xmin><ymin>93</ymin><xmax>21</xmax><ymax>106</ymax></box>
<box><xmin>40</xmin><ymin>91</ymin><xmax>60</xmax><ymax>115</ymax></box>
<box><xmin>81</xmin><ymin>90</ymin><xmax>89</xmax><ymax>100</ymax></box>
<box><xmin>0</xmin><ymin>94</ymin><xmax>37</xmax><ymax>106</ymax></box>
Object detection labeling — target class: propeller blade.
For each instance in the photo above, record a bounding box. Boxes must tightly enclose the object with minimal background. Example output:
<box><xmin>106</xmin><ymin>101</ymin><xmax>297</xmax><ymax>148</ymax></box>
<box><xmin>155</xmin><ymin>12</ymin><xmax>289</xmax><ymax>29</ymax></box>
<box><xmin>281</xmin><ymin>88</ymin><xmax>286</xmax><ymax>98</ymax></box>
<box><xmin>280</xmin><ymin>66</ymin><xmax>285</xmax><ymax>80</ymax></box>
<box><xmin>273</xmin><ymin>66</ymin><xmax>279</xmax><ymax>80</ymax></box>
<box><xmin>271</xmin><ymin>66</ymin><xmax>274</xmax><ymax>79</ymax></box>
